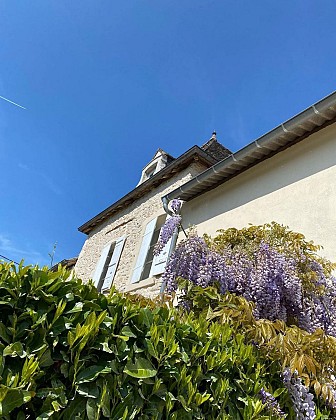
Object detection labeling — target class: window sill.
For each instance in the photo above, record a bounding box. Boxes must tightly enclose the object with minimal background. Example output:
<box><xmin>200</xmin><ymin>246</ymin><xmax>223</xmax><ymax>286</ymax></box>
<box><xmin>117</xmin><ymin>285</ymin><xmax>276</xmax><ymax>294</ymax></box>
<box><xmin>125</xmin><ymin>277</ymin><xmax>157</xmax><ymax>292</ymax></box>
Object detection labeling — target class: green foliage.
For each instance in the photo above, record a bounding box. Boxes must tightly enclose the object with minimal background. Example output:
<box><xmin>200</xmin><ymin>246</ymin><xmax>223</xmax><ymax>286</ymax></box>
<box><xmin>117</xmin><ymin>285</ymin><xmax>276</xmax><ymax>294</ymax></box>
<box><xmin>180</xmin><ymin>280</ymin><xmax>336</xmax><ymax>416</ymax></box>
<box><xmin>0</xmin><ymin>262</ymin><xmax>289</xmax><ymax>419</ymax></box>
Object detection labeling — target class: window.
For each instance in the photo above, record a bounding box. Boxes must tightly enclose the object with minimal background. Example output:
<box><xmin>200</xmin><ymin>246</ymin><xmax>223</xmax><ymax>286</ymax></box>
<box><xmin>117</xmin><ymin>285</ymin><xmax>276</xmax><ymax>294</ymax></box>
<box><xmin>137</xmin><ymin>149</ymin><xmax>171</xmax><ymax>186</ymax></box>
<box><xmin>92</xmin><ymin>236</ymin><xmax>126</xmax><ymax>292</ymax></box>
<box><xmin>131</xmin><ymin>215</ymin><xmax>177</xmax><ymax>284</ymax></box>
<box><xmin>141</xmin><ymin>215</ymin><xmax>164</xmax><ymax>280</ymax></box>
<box><xmin>145</xmin><ymin>164</ymin><xmax>157</xmax><ymax>180</ymax></box>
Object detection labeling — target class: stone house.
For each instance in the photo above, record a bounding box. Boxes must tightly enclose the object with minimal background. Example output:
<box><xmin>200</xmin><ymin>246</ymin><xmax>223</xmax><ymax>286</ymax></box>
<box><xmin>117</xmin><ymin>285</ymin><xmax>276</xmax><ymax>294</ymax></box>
<box><xmin>163</xmin><ymin>92</ymin><xmax>336</xmax><ymax>263</ymax></box>
<box><xmin>51</xmin><ymin>257</ymin><xmax>77</xmax><ymax>272</ymax></box>
<box><xmin>75</xmin><ymin>91</ymin><xmax>336</xmax><ymax>297</ymax></box>
<box><xmin>74</xmin><ymin>137</ymin><xmax>231</xmax><ymax>298</ymax></box>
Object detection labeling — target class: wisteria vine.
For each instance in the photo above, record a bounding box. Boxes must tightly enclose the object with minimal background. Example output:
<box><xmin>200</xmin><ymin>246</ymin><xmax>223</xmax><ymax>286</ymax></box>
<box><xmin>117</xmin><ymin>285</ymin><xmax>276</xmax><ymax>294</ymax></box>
<box><xmin>158</xmin><ymin>223</ymin><xmax>336</xmax><ymax>418</ymax></box>
<box><xmin>154</xmin><ymin>199</ymin><xmax>182</xmax><ymax>256</ymax></box>
<box><xmin>259</xmin><ymin>388</ymin><xmax>284</xmax><ymax>418</ymax></box>
<box><xmin>161</xmin><ymin>233</ymin><xmax>336</xmax><ymax>336</ymax></box>
<box><xmin>157</xmin><ymin>221</ymin><xmax>336</xmax><ymax>417</ymax></box>
<box><xmin>283</xmin><ymin>368</ymin><xmax>316</xmax><ymax>419</ymax></box>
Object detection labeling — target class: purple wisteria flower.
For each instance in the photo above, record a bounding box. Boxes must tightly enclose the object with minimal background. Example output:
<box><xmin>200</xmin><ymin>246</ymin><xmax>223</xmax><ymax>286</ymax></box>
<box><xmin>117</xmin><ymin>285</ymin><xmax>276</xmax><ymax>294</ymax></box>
<box><xmin>302</xmin><ymin>263</ymin><xmax>336</xmax><ymax>337</ymax></box>
<box><xmin>154</xmin><ymin>199</ymin><xmax>183</xmax><ymax>256</ymax></box>
<box><xmin>283</xmin><ymin>368</ymin><xmax>316</xmax><ymax>419</ymax></box>
<box><xmin>259</xmin><ymin>388</ymin><xmax>284</xmax><ymax>418</ymax></box>
<box><xmin>161</xmin><ymin>233</ymin><xmax>336</xmax><ymax>336</ymax></box>
<box><xmin>249</xmin><ymin>242</ymin><xmax>302</xmax><ymax>323</ymax></box>
<box><xmin>153</xmin><ymin>214</ymin><xmax>182</xmax><ymax>256</ymax></box>
<box><xmin>326</xmin><ymin>384</ymin><xmax>336</xmax><ymax>409</ymax></box>
<box><xmin>170</xmin><ymin>198</ymin><xmax>182</xmax><ymax>214</ymax></box>
<box><xmin>162</xmin><ymin>235</ymin><xmax>209</xmax><ymax>292</ymax></box>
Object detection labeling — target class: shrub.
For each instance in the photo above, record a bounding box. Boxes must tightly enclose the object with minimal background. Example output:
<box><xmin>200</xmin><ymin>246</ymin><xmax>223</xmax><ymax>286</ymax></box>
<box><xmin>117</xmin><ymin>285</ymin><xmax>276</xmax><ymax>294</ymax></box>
<box><xmin>0</xmin><ymin>262</ymin><xmax>289</xmax><ymax>419</ymax></box>
<box><xmin>1</xmin><ymin>222</ymin><xmax>335</xmax><ymax>418</ymax></box>
<box><xmin>181</xmin><ymin>281</ymin><xmax>336</xmax><ymax>417</ymax></box>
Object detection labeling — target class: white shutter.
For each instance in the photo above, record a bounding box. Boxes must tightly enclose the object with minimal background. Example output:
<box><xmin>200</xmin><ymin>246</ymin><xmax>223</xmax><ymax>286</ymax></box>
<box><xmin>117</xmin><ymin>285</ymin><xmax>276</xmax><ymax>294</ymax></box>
<box><xmin>101</xmin><ymin>236</ymin><xmax>126</xmax><ymax>291</ymax></box>
<box><xmin>131</xmin><ymin>217</ymin><xmax>157</xmax><ymax>284</ymax></box>
<box><xmin>92</xmin><ymin>242</ymin><xmax>113</xmax><ymax>288</ymax></box>
<box><xmin>149</xmin><ymin>219</ymin><xmax>178</xmax><ymax>276</ymax></box>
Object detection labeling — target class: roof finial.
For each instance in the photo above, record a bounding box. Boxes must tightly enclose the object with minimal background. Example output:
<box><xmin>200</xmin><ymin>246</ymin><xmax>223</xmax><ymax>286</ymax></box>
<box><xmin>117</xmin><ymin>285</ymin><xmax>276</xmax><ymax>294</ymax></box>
<box><xmin>211</xmin><ymin>130</ymin><xmax>217</xmax><ymax>139</ymax></box>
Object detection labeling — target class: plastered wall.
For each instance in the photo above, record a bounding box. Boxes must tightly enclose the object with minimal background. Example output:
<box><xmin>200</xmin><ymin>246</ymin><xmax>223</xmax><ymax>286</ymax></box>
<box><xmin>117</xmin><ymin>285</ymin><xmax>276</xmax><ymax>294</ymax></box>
<box><xmin>181</xmin><ymin>124</ymin><xmax>336</xmax><ymax>262</ymax></box>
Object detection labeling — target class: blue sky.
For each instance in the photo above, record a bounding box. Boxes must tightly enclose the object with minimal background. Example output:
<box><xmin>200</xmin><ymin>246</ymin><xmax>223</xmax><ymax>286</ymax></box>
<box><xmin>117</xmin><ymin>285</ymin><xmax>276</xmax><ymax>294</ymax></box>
<box><xmin>1</xmin><ymin>0</ymin><xmax>336</xmax><ymax>266</ymax></box>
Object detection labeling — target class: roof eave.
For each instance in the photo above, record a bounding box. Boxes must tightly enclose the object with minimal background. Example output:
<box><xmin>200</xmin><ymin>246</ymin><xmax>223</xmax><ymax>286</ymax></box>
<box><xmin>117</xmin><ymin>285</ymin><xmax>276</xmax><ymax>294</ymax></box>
<box><xmin>78</xmin><ymin>146</ymin><xmax>217</xmax><ymax>234</ymax></box>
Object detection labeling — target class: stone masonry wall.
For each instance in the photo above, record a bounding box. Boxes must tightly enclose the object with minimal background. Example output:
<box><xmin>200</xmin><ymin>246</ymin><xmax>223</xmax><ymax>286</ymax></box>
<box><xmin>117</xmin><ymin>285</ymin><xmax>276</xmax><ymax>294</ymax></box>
<box><xmin>75</xmin><ymin>161</ymin><xmax>208</xmax><ymax>299</ymax></box>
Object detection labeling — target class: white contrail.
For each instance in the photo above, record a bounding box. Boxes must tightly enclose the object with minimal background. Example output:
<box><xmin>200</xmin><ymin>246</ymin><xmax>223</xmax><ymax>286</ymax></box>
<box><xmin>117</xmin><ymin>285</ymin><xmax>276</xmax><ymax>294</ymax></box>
<box><xmin>0</xmin><ymin>95</ymin><xmax>26</xmax><ymax>109</ymax></box>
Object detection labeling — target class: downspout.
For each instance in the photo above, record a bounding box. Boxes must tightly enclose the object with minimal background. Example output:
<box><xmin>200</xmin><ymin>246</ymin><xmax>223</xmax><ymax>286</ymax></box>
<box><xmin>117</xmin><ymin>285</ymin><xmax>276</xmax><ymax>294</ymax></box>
<box><xmin>160</xmin><ymin>196</ymin><xmax>179</xmax><ymax>295</ymax></box>
<box><xmin>162</xmin><ymin>196</ymin><xmax>173</xmax><ymax>216</ymax></box>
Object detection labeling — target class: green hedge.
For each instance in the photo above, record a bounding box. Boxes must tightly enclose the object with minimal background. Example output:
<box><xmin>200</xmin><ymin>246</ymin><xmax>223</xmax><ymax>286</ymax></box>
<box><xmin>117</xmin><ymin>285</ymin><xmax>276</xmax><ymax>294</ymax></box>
<box><xmin>0</xmin><ymin>262</ymin><xmax>295</xmax><ymax>419</ymax></box>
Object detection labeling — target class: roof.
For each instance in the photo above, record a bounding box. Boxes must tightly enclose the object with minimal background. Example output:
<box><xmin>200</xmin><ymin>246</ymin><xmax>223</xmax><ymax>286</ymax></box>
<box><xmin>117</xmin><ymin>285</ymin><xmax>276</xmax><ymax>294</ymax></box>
<box><xmin>201</xmin><ymin>132</ymin><xmax>233</xmax><ymax>161</ymax></box>
<box><xmin>163</xmin><ymin>91</ymin><xmax>336</xmax><ymax>203</ymax></box>
<box><xmin>50</xmin><ymin>257</ymin><xmax>78</xmax><ymax>272</ymax></box>
<box><xmin>79</xmin><ymin>144</ymin><xmax>229</xmax><ymax>234</ymax></box>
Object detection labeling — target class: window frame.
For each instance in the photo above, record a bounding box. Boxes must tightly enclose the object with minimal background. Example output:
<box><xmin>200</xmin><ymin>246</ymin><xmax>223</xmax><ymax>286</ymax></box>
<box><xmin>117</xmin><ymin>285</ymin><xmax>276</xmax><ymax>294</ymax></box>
<box><xmin>92</xmin><ymin>236</ymin><xmax>126</xmax><ymax>292</ymax></box>
<box><xmin>130</xmin><ymin>215</ymin><xmax>177</xmax><ymax>284</ymax></box>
